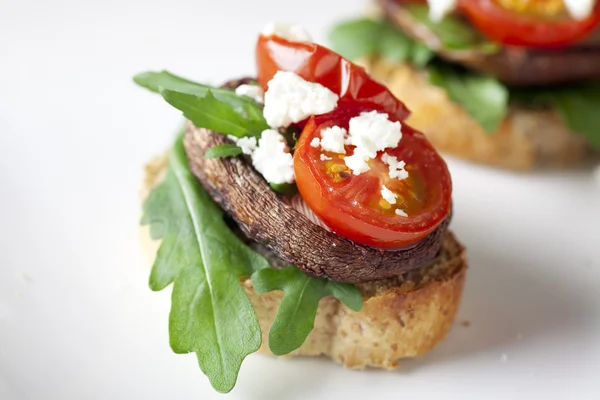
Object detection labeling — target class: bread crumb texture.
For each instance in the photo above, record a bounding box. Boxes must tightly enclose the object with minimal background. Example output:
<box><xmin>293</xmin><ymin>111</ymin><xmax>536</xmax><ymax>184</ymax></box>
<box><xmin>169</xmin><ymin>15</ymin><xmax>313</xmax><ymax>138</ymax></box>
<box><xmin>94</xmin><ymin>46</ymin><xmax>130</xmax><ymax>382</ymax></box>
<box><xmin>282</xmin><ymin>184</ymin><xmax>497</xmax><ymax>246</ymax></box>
<box><xmin>244</xmin><ymin>231</ymin><xmax>466</xmax><ymax>369</ymax></box>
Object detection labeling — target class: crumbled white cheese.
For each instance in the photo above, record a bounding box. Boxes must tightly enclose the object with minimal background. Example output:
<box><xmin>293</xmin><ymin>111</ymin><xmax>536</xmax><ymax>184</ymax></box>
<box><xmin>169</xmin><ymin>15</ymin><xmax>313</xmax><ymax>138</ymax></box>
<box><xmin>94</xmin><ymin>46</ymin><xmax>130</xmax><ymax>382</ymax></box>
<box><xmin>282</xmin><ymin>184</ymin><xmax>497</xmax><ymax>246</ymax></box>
<box><xmin>381</xmin><ymin>153</ymin><xmax>409</xmax><ymax>180</ymax></box>
<box><xmin>395</xmin><ymin>209</ymin><xmax>408</xmax><ymax>217</ymax></box>
<box><xmin>310</xmin><ymin>137</ymin><xmax>321</xmax><ymax>148</ymax></box>
<box><xmin>251</xmin><ymin>129</ymin><xmax>295</xmax><ymax>184</ymax></box>
<box><xmin>237</xmin><ymin>137</ymin><xmax>258</xmax><ymax>155</ymax></box>
<box><xmin>263</xmin><ymin>71</ymin><xmax>339</xmax><ymax>128</ymax></box>
<box><xmin>381</xmin><ymin>185</ymin><xmax>397</xmax><ymax>205</ymax></box>
<box><xmin>347</xmin><ymin>111</ymin><xmax>402</xmax><ymax>159</ymax></box>
<box><xmin>427</xmin><ymin>0</ymin><xmax>457</xmax><ymax>22</ymax></box>
<box><xmin>320</xmin><ymin>154</ymin><xmax>332</xmax><ymax>161</ymax></box>
<box><xmin>344</xmin><ymin>148</ymin><xmax>372</xmax><ymax>175</ymax></box>
<box><xmin>227</xmin><ymin>135</ymin><xmax>258</xmax><ymax>155</ymax></box>
<box><xmin>564</xmin><ymin>0</ymin><xmax>595</xmax><ymax>20</ymax></box>
<box><xmin>261</xmin><ymin>22</ymin><xmax>313</xmax><ymax>42</ymax></box>
<box><xmin>320</xmin><ymin>126</ymin><xmax>347</xmax><ymax>154</ymax></box>
<box><xmin>344</xmin><ymin>111</ymin><xmax>402</xmax><ymax>175</ymax></box>
<box><xmin>235</xmin><ymin>84</ymin><xmax>264</xmax><ymax>103</ymax></box>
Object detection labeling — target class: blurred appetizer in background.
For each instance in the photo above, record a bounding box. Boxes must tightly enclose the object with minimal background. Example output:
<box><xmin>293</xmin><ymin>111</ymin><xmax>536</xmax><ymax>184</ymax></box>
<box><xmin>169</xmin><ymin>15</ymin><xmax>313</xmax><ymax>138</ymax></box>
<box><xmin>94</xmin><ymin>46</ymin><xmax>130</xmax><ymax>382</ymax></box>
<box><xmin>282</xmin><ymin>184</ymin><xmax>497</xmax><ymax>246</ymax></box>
<box><xmin>135</xmin><ymin>22</ymin><xmax>467</xmax><ymax>393</ymax></box>
<box><xmin>330</xmin><ymin>0</ymin><xmax>600</xmax><ymax>169</ymax></box>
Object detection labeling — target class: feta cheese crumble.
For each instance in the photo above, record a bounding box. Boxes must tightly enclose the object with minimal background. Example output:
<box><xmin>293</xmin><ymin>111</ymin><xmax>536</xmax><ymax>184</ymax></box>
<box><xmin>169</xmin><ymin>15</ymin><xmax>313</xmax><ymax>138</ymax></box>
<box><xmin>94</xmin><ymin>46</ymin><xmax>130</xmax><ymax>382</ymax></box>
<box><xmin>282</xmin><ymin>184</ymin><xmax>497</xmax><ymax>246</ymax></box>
<box><xmin>261</xmin><ymin>22</ymin><xmax>313</xmax><ymax>42</ymax></box>
<box><xmin>344</xmin><ymin>111</ymin><xmax>402</xmax><ymax>175</ymax></box>
<box><xmin>381</xmin><ymin>153</ymin><xmax>409</xmax><ymax>181</ymax></box>
<box><xmin>381</xmin><ymin>185</ymin><xmax>398</xmax><ymax>205</ymax></box>
<box><xmin>347</xmin><ymin>111</ymin><xmax>402</xmax><ymax>158</ymax></box>
<box><xmin>395</xmin><ymin>209</ymin><xmax>408</xmax><ymax>217</ymax></box>
<box><xmin>344</xmin><ymin>148</ymin><xmax>372</xmax><ymax>175</ymax></box>
<box><xmin>263</xmin><ymin>71</ymin><xmax>339</xmax><ymax>128</ymax></box>
<box><xmin>564</xmin><ymin>0</ymin><xmax>595</xmax><ymax>20</ymax></box>
<box><xmin>320</xmin><ymin>126</ymin><xmax>347</xmax><ymax>154</ymax></box>
<box><xmin>227</xmin><ymin>135</ymin><xmax>258</xmax><ymax>155</ymax></box>
<box><xmin>310</xmin><ymin>137</ymin><xmax>321</xmax><ymax>148</ymax></box>
<box><xmin>251</xmin><ymin>129</ymin><xmax>295</xmax><ymax>184</ymax></box>
<box><xmin>235</xmin><ymin>84</ymin><xmax>264</xmax><ymax>103</ymax></box>
<box><xmin>427</xmin><ymin>0</ymin><xmax>457</xmax><ymax>22</ymax></box>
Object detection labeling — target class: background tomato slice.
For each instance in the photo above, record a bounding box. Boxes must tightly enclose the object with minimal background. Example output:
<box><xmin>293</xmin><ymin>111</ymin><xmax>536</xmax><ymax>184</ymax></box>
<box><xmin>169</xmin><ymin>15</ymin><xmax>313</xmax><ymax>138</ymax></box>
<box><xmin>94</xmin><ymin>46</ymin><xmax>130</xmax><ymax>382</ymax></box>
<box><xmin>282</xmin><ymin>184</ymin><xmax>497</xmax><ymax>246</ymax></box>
<box><xmin>256</xmin><ymin>35</ymin><xmax>411</xmax><ymax>122</ymax></box>
<box><xmin>459</xmin><ymin>0</ymin><xmax>600</xmax><ymax>47</ymax></box>
<box><xmin>294</xmin><ymin>105</ymin><xmax>452</xmax><ymax>249</ymax></box>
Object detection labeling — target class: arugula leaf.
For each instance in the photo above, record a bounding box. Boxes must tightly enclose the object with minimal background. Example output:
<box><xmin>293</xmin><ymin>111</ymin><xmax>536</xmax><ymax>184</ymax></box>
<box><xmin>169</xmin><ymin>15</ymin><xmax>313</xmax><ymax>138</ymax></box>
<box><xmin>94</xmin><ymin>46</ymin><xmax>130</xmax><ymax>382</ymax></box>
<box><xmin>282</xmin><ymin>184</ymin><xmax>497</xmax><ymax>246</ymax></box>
<box><xmin>428</xmin><ymin>64</ymin><xmax>508</xmax><ymax>133</ymax></box>
<box><xmin>242</xmin><ymin>101</ymin><xmax>264</xmax><ymax>122</ymax></box>
<box><xmin>204</xmin><ymin>144</ymin><xmax>243</xmax><ymax>159</ymax></box>
<box><xmin>159</xmin><ymin>89</ymin><xmax>268</xmax><ymax>137</ymax></box>
<box><xmin>134</xmin><ymin>70</ymin><xmax>262</xmax><ymax>116</ymax></box>
<box><xmin>329</xmin><ymin>19</ymin><xmax>433</xmax><ymax>66</ymax></box>
<box><xmin>404</xmin><ymin>4</ymin><xmax>499</xmax><ymax>53</ymax></box>
<box><xmin>269</xmin><ymin>182</ymin><xmax>298</xmax><ymax>196</ymax></box>
<box><xmin>410</xmin><ymin>42</ymin><xmax>435</xmax><ymax>68</ymax></box>
<box><xmin>251</xmin><ymin>266</ymin><xmax>363</xmax><ymax>356</ymax></box>
<box><xmin>512</xmin><ymin>84</ymin><xmax>600</xmax><ymax>149</ymax></box>
<box><xmin>329</xmin><ymin>19</ymin><xmax>384</xmax><ymax>60</ymax></box>
<box><xmin>549</xmin><ymin>86</ymin><xmax>600</xmax><ymax>149</ymax></box>
<box><xmin>142</xmin><ymin>134</ymin><xmax>269</xmax><ymax>393</ymax></box>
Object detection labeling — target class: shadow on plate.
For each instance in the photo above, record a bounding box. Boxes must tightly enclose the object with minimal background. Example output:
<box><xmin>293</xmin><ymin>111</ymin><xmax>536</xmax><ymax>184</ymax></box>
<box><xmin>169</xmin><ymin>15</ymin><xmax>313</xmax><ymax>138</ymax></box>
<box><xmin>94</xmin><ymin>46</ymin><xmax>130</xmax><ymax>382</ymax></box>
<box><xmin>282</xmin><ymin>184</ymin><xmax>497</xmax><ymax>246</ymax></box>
<box><xmin>397</xmin><ymin>218</ymin><xmax>596</xmax><ymax>372</ymax></box>
<box><xmin>235</xmin><ymin>213</ymin><xmax>596</xmax><ymax>399</ymax></box>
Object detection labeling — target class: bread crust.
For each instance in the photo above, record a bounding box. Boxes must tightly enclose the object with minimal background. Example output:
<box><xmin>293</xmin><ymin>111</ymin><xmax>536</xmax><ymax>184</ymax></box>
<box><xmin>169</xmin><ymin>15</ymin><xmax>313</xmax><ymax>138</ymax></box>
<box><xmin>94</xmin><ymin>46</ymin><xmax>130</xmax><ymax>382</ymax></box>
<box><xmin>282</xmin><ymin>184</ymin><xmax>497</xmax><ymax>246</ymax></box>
<box><xmin>358</xmin><ymin>57</ymin><xmax>594</xmax><ymax>170</ymax></box>
<box><xmin>140</xmin><ymin>155</ymin><xmax>468</xmax><ymax>368</ymax></box>
<box><xmin>244</xmin><ymin>232</ymin><xmax>466</xmax><ymax>368</ymax></box>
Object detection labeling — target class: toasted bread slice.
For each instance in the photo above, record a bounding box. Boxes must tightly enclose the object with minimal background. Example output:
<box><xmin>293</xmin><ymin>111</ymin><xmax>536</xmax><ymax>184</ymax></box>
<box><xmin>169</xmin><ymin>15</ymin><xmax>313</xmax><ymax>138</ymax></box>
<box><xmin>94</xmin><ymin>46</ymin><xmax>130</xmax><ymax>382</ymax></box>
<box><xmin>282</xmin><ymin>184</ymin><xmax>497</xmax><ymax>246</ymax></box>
<box><xmin>358</xmin><ymin>57</ymin><xmax>593</xmax><ymax>170</ymax></box>
<box><xmin>140</xmin><ymin>154</ymin><xmax>467</xmax><ymax>368</ymax></box>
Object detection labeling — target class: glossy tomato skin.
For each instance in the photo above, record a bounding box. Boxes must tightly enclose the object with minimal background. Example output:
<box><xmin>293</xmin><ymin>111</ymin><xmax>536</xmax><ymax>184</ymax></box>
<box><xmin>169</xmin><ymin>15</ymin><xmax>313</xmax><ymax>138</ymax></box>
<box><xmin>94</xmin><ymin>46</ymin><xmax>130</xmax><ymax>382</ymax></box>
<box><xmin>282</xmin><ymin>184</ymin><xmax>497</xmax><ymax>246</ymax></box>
<box><xmin>294</xmin><ymin>105</ymin><xmax>452</xmax><ymax>250</ymax></box>
<box><xmin>256</xmin><ymin>35</ymin><xmax>411</xmax><ymax>122</ymax></box>
<box><xmin>458</xmin><ymin>0</ymin><xmax>600</xmax><ymax>48</ymax></box>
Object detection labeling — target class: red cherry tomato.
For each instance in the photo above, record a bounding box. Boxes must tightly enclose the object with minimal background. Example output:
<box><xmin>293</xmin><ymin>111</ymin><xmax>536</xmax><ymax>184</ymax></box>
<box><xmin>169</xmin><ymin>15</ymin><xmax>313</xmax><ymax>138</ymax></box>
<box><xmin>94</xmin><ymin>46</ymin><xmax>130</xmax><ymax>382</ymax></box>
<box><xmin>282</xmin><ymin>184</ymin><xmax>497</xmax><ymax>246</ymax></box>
<box><xmin>293</xmin><ymin>105</ymin><xmax>452</xmax><ymax>249</ymax></box>
<box><xmin>256</xmin><ymin>34</ymin><xmax>411</xmax><ymax>122</ymax></box>
<box><xmin>458</xmin><ymin>0</ymin><xmax>600</xmax><ymax>48</ymax></box>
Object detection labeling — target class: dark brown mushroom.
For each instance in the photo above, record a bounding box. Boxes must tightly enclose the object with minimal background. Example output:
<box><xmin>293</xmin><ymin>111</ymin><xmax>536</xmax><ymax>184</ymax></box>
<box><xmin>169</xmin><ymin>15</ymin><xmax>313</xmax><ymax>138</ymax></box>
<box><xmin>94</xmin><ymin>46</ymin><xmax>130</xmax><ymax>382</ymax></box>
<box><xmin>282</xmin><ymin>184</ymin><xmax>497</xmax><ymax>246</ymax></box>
<box><xmin>379</xmin><ymin>0</ymin><xmax>600</xmax><ymax>87</ymax></box>
<box><xmin>183</xmin><ymin>94</ymin><xmax>450</xmax><ymax>283</ymax></box>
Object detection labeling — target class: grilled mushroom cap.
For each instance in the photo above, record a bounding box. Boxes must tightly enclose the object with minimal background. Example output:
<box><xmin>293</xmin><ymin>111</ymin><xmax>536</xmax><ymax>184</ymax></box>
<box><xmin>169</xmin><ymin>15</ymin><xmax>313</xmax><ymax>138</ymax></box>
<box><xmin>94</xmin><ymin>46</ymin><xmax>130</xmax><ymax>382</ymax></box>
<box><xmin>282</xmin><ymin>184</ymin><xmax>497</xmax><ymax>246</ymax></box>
<box><xmin>182</xmin><ymin>81</ymin><xmax>450</xmax><ymax>283</ymax></box>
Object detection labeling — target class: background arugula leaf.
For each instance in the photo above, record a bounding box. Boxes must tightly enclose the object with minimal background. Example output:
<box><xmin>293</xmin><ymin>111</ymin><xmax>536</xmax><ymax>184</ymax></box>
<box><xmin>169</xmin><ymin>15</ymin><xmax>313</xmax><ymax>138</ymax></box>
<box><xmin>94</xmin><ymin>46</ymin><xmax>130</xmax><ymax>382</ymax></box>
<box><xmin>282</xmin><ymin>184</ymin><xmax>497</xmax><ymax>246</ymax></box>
<box><xmin>511</xmin><ymin>84</ymin><xmax>600</xmax><ymax>150</ymax></box>
<box><xmin>404</xmin><ymin>4</ymin><xmax>499</xmax><ymax>52</ymax></box>
<box><xmin>428</xmin><ymin>64</ymin><xmax>508</xmax><ymax>133</ymax></box>
<box><xmin>251</xmin><ymin>266</ymin><xmax>363</xmax><ymax>356</ymax></box>
<box><xmin>204</xmin><ymin>144</ymin><xmax>243</xmax><ymax>159</ymax></box>
<box><xmin>329</xmin><ymin>19</ymin><xmax>433</xmax><ymax>66</ymax></box>
<box><xmin>410</xmin><ymin>42</ymin><xmax>435</xmax><ymax>68</ymax></box>
<box><xmin>159</xmin><ymin>89</ymin><xmax>268</xmax><ymax>137</ymax></box>
<box><xmin>134</xmin><ymin>70</ymin><xmax>263</xmax><ymax>116</ymax></box>
<box><xmin>142</xmin><ymin>135</ymin><xmax>269</xmax><ymax>393</ymax></box>
<box><xmin>329</xmin><ymin>19</ymin><xmax>383</xmax><ymax>60</ymax></box>
<box><xmin>547</xmin><ymin>86</ymin><xmax>600</xmax><ymax>150</ymax></box>
<box><xmin>379</xmin><ymin>23</ymin><xmax>416</xmax><ymax>63</ymax></box>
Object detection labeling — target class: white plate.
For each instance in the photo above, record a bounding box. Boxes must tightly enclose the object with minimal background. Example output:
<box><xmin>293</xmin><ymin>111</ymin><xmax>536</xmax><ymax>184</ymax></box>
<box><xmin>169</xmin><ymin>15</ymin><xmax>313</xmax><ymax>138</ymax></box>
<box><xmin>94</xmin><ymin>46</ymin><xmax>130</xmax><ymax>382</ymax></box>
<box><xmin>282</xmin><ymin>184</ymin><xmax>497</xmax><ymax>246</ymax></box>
<box><xmin>1</xmin><ymin>0</ymin><xmax>599</xmax><ymax>399</ymax></box>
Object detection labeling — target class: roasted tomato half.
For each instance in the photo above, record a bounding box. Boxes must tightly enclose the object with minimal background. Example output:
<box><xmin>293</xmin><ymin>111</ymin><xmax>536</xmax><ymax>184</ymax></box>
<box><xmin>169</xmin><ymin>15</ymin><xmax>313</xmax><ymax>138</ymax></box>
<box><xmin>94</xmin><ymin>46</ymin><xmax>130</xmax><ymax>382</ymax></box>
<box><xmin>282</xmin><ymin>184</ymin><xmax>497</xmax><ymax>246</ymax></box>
<box><xmin>256</xmin><ymin>34</ymin><xmax>411</xmax><ymax>122</ymax></box>
<box><xmin>293</xmin><ymin>105</ymin><xmax>452</xmax><ymax>250</ymax></box>
<box><xmin>459</xmin><ymin>0</ymin><xmax>600</xmax><ymax>48</ymax></box>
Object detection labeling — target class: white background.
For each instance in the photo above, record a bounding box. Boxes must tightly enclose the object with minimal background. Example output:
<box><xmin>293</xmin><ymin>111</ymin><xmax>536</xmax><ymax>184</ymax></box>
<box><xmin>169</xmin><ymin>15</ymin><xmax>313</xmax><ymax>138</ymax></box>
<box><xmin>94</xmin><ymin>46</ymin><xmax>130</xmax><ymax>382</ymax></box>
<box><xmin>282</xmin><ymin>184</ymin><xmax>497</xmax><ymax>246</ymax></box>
<box><xmin>1</xmin><ymin>0</ymin><xmax>600</xmax><ymax>399</ymax></box>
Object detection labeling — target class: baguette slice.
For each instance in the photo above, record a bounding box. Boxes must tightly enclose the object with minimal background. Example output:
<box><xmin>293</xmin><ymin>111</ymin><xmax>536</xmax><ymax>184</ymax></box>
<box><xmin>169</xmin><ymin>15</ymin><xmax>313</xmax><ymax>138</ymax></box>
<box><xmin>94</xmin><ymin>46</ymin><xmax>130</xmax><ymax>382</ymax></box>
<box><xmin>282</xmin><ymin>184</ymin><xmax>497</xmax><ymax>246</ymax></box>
<box><xmin>359</xmin><ymin>57</ymin><xmax>594</xmax><ymax>170</ymax></box>
<box><xmin>141</xmin><ymin>154</ymin><xmax>467</xmax><ymax>369</ymax></box>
